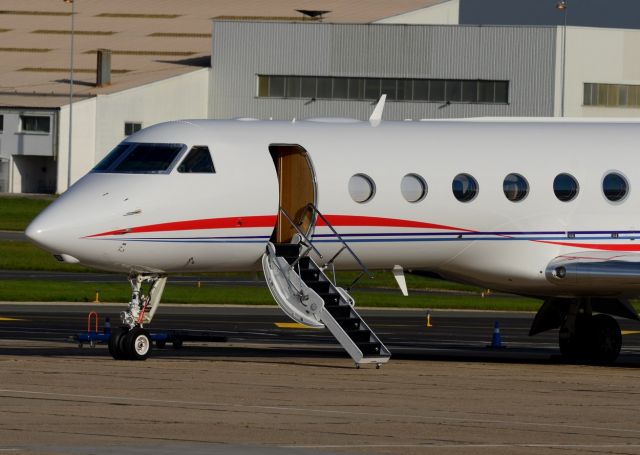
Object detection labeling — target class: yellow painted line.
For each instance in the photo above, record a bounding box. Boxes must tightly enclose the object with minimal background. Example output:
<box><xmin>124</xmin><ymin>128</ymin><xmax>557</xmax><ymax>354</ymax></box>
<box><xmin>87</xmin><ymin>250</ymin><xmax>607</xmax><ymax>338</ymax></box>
<box><xmin>0</xmin><ymin>317</ymin><xmax>24</xmax><ymax>321</ymax></box>
<box><xmin>275</xmin><ymin>322</ymin><xmax>312</xmax><ymax>329</ymax></box>
<box><xmin>622</xmin><ymin>330</ymin><xmax>640</xmax><ymax>336</ymax></box>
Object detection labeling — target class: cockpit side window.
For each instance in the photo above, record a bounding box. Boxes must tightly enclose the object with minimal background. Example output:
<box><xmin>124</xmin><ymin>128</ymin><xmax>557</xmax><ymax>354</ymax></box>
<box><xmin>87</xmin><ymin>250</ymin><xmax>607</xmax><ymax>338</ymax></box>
<box><xmin>93</xmin><ymin>144</ymin><xmax>130</xmax><ymax>172</ymax></box>
<box><xmin>92</xmin><ymin>143</ymin><xmax>184</xmax><ymax>174</ymax></box>
<box><xmin>177</xmin><ymin>146</ymin><xmax>215</xmax><ymax>173</ymax></box>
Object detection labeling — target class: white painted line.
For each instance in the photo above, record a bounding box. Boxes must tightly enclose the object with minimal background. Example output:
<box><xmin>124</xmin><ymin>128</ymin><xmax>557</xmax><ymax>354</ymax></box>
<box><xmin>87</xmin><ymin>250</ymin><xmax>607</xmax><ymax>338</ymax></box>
<box><xmin>0</xmin><ymin>388</ymin><xmax>639</xmax><ymax>436</ymax></box>
<box><xmin>283</xmin><ymin>444</ymin><xmax>640</xmax><ymax>449</ymax></box>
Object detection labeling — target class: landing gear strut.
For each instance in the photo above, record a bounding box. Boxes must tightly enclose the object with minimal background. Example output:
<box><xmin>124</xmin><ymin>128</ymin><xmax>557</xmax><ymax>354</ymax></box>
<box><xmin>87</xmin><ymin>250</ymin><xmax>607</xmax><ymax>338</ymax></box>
<box><xmin>559</xmin><ymin>301</ymin><xmax>622</xmax><ymax>364</ymax></box>
<box><xmin>109</xmin><ymin>273</ymin><xmax>166</xmax><ymax>361</ymax></box>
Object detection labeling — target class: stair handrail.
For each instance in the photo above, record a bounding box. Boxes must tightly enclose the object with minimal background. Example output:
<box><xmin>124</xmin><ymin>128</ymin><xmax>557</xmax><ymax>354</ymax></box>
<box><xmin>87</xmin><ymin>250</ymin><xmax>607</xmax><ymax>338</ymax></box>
<box><xmin>305</xmin><ymin>203</ymin><xmax>374</xmax><ymax>289</ymax></box>
<box><xmin>278</xmin><ymin>207</ymin><xmax>324</xmax><ymax>267</ymax></box>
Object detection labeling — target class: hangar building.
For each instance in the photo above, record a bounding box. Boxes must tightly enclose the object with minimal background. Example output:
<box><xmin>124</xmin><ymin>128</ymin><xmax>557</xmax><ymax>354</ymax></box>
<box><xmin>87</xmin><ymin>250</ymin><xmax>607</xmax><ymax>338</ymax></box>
<box><xmin>209</xmin><ymin>20</ymin><xmax>640</xmax><ymax>122</ymax></box>
<box><xmin>1</xmin><ymin>0</ymin><xmax>639</xmax><ymax>194</ymax></box>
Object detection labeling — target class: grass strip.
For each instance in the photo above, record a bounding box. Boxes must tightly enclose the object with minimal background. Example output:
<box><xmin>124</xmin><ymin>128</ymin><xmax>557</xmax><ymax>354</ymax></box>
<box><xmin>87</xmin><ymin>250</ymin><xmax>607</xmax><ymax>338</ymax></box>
<box><xmin>0</xmin><ymin>196</ymin><xmax>53</xmax><ymax>231</ymax></box>
<box><xmin>3</xmin><ymin>278</ymin><xmax>639</xmax><ymax>312</ymax></box>
<box><xmin>0</xmin><ymin>240</ymin><xmax>484</xmax><ymax>293</ymax></box>
<box><xmin>0</xmin><ymin>240</ymin><xmax>90</xmax><ymax>272</ymax></box>
<box><xmin>0</xmin><ymin>279</ymin><xmax>542</xmax><ymax>310</ymax></box>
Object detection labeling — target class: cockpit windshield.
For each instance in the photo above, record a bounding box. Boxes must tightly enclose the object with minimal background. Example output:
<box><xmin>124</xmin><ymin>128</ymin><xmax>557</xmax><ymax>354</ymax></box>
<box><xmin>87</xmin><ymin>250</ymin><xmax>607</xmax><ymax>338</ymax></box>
<box><xmin>92</xmin><ymin>143</ymin><xmax>185</xmax><ymax>174</ymax></box>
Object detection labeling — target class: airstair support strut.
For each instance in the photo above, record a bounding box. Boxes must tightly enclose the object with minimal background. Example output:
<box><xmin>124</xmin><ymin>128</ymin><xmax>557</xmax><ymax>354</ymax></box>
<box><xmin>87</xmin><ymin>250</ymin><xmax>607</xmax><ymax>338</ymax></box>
<box><xmin>262</xmin><ymin>205</ymin><xmax>391</xmax><ymax>367</ymax></box>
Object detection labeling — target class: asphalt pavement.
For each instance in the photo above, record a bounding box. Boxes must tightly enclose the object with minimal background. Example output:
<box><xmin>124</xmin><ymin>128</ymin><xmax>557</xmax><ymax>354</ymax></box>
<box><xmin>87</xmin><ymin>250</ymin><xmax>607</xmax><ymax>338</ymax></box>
<box><xmin>0</xmin><ymin>230</ymin><xmax>25</xmax><ymax>241</ymax></box>
<box><xmin>2</xmin><ymin>303</ymin><xmax>640</xmax><ymax>365</ymax></box>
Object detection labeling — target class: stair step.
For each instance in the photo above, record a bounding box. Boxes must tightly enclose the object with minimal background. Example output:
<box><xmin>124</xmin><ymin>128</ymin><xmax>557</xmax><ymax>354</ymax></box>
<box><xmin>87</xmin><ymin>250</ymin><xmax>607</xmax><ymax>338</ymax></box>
<box><xmin>300</xmin><ymin>269</ymin><xmax>320</xmax><ymax>281</ymax></box>
<box><xmin>356</xmin><ymin>341</ymin><xmax>382</xmax><ymax>356</ymax></box>
<box><xmin>333</xmin><ymin>316</ymin><xmax>361</xmax><ymax>331</ymax></box>
<box><xmin>306</xmin><ymin>280</ymin><xmax>330</xmax><ymax>293</ymax></box>
<box><xmin>317</xmin><ymin>292</ymin><xmax>341</xmax><ymax>305</ymax></box>
<box><xmin>346</xmin><ymin>329</ymin><xmax>372</xmax><ymax>343</ymax></box>
<box><xmin>274</xmin><ymin>243</ymin><xmax>300</xmax><ymax>258</ymax></box>
<box><xmin>325</xmin><ymin>305</ymin><xmax>352</xmax><ymax>319</ymax></box>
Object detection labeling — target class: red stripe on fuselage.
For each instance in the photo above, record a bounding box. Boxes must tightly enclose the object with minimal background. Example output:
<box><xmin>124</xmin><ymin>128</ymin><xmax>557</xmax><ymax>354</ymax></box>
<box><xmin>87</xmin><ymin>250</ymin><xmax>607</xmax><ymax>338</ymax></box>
<box><xmin>85</xmin><ymin>215</ymin><xmax>640</xmax><ymax>252</ymax></box>
<box><xmin>86</xmin><ymin>215</ymin><xmax>278</xmax><ymax>238</ymax></box>
<box><xmin>316</xmin><ymin>215</ymin><xmax>471</xmax><ymax>232</ymax></box>
<box><xmin>537</xmin><ymin>240</ymin><xmax>640</xmax><ymax>252</ymax></box>
<box><xmin>85</xmin><ymin>214</ymin><xmax>469</xmax><ymax>238</ymax></box>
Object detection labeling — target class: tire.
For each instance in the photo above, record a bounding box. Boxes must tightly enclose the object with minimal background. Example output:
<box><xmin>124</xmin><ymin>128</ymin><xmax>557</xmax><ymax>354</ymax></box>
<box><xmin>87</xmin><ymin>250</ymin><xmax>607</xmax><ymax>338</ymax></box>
<box><xmin>125</xmin><ymin>327</ymin><xmax>152</xmax><ymax>361</ymax></box>
<box><xmin>589</xmin><ymin>314</ymin><xmax>621</xmax><ymax>364</ymax></box>
<box><xmin>108</xmin><ymin>327</ymin><xmax>129</xmax><ymax>360</ymax></box>
<box><xmin>558</xmin><ymin>314</ymin><xmax>590</xmax><ymax>359</ymax></box>
<box><xmin>559</xmin><ymin>314</ymin><xmax>622</xmax><ymax>364</ymax></box>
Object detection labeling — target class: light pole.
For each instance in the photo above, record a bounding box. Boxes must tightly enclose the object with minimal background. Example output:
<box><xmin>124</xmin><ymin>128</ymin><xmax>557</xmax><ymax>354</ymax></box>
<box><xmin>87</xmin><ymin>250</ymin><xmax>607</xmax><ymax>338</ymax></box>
<box><xmin>556</xmin><ymin>0</ymin><xmax>568</xmax><ymax>117</ymax></box>
<box><xmin>64</xmin><ymin>0</ymin><xmax>75</xmax><ymax>189</ymax></box>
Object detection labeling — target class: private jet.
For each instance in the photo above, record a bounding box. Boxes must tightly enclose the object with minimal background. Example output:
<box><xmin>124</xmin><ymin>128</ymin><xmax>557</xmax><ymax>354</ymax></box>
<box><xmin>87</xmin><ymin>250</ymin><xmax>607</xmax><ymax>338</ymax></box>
<box><xmin>26</xmin><ymin>99</ymin><xmax>640</xmax><ymax>365</ymax></box>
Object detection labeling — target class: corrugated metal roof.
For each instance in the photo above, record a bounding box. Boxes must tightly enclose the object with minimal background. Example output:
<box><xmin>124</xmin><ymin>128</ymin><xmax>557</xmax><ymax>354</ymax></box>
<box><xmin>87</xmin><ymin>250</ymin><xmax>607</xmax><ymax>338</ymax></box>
<box><xmin>0</xmin><ymin>0</ymin><xmax>443</xmax><ymax>108</ymax></box>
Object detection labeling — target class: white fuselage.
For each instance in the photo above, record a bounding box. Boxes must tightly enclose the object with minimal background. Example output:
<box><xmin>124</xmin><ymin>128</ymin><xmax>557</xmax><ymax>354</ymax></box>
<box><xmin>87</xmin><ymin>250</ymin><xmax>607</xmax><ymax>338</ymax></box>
<box><xmin>26</xmin><ymin>118</ymin><xmax>640</xmax><ymax>297</ymax></box>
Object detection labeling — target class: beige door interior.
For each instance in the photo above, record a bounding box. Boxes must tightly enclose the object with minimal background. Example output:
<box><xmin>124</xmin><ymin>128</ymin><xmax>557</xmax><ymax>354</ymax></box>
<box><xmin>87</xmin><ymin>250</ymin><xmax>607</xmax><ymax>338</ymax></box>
<box><xmin>269</xmin><ymin>144</ymin><xmax>316</xmax><ymax>244</ymax></box>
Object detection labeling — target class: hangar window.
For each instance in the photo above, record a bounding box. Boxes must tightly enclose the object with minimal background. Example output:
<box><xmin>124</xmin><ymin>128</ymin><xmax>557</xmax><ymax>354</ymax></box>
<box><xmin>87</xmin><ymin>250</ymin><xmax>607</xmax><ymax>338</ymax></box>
<box><xmin>584</xmin><ymin>83</ymin><xmax>640</xmax><ymax>107</ymax></box>
<box><xmin>553</xmin><ymin>173</ymin><xmax>579</xmax><ymax>202</ymax></box>
<box><xmin>286</xmin><ymin>77</ymin><xmax>301</xmax><ymax>98</ymax></box>
<box><xmin>93</xmin><ymin>143</ymin><xmax>184</xmax><ymax>174</ymax></box>
<box><xmin>178</xmin><ymin>146</ymin><xmax>215</xmax><ymax>173</ymax></box>
<box><xmin>602</xmin><ymin>172</ymin><xmax>628</xmax><ymax>202</ymax></box>
<box><xmin>446</xmin><ymin>80</ymin><xmax>462</xmax><ymax>103</ymax></box>
<box><xmin>348</xmin><ymin>78</ymin><xmax>364</xmax><ymax>99</ymax></box>
<box><xmin>349</xmin><ymin>174</ymin><xmax>375</xmax><ymax>203</ymax></box>
<box><xmin>401</xmin><ymin>174</ymin><xmax>427</xmax><ymax>203</ymax></box>
<box><xmin>429</xmin><ymin>80</ymin><xmax>445</xmax><ymax>101</ymax></box>
<box><xmin>503</xmin><ymin>173</ymin><xmax>529</xmax><ymax>202</ymax></box>
<box><xmin>124</xmin><ymin>122</ymin><xmax>142</xmax><ymax>136</ymax></box>
<box><xmin>269</xmin><ymin>76</ymin><xmax>285</xmax><ymax>97</ymax></box>
<box><xmin>452</xmin><ymin>174</ymin><xmax>479</xmax><ymax>203</ymax></box>
<box><xmin>20</xmin><ymin>115</ymin><xmax>50</xmax><ymax>133</ymax></box>
<box><xmin>333</xmin><ymin>78</ymin><xmax>348</xmax><ymax>98</ymax></box>
<box><xmin>257</xmin><ymin>75</ymin><xmax>509</xmax><ymax>104</ymax></box>
<box><xmin>301</xmin><ymin>77</ymin><xmax>316</xmax><ymax>98</ymax></box>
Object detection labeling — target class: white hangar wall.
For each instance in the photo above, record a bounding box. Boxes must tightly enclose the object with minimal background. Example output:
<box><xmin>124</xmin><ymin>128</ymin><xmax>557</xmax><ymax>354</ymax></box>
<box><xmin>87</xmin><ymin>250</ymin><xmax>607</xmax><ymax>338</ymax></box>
<box><xmin>559</xmin><ymin>27</ymin><xmax>640</xmax><ymax>118</ymax></box>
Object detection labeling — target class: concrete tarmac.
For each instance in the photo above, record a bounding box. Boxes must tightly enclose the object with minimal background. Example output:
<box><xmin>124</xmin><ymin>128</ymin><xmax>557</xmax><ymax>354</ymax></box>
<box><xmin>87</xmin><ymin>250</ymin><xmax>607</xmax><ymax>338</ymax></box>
<box><xmin>2</xmin><ymin>305</ymin><xmax>640</xmax><ymax>454</ymax></box>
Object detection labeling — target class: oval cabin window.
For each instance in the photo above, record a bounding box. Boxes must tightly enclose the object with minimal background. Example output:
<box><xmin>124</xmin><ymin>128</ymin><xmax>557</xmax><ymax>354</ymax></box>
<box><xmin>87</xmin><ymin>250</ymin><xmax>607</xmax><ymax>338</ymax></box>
<box><xmin>602</xmin><ymin>172</ymin><xmax>628</xmax><ymax>202</ymax></box>
<box><xmin>348</xmin><ymin>174</ymin><xmax>376</xmax><ymax>203</ymax></box>
<box><xmin>452</xmin><ymin>173</ymin><xmax>479</xmax><ymax>202</ymax></box>
<box><xmin>401</xmin><ymin>174</ymin><xmax>427</xmax><ymax>203</ymax></box>
<box><xmin>553</xmin><ymin>173</ymin><xmax>579</xmax><ymax>202</ymax></box>
<box><xmin>503</xmin><ymin>173</ymin><xmax>529</xmax><ymax>202</ymax></box>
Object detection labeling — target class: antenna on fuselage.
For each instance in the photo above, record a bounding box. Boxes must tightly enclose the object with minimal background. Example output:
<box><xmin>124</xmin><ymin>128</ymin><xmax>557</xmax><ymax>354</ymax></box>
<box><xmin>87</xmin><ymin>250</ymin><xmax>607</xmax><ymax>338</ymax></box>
<box><xmin>369</xmin><ymin>94</ymin><xmax>386</xmax><ymax>127</ymax></box>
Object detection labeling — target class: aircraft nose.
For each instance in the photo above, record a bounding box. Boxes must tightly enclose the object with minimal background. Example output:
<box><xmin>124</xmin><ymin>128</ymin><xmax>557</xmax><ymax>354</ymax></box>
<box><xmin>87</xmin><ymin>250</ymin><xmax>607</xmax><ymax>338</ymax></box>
<box><xmin>25</xmin><ymin>202</ymin><xmax>82</xmax><ymax>263</ymax></box>
<box><xmin>24</xmin><ymin>218</ymin><xmax>42</xmax><ymax>245</ymax></box>
<box><xmin>25</xmin><ymin>211</ymin><xmax>62</xmax><ymax>253</ymax></box>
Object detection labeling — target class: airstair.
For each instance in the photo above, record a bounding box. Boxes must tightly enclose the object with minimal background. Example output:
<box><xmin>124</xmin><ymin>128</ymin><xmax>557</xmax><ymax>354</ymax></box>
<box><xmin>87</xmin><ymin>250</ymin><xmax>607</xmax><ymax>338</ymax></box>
<box><xmin>262</xmin><ymin>205</ymin><xmax>391</xmax><ymax>367</ymax></box>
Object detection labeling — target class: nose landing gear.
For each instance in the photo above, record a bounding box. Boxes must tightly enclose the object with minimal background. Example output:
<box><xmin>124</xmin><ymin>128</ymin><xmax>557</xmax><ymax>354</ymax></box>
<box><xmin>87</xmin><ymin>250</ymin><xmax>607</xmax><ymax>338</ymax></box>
<box><xmin>109</xmin><ymin>273</ymin><xmax>166</xmax><ymax>361</ymax></box>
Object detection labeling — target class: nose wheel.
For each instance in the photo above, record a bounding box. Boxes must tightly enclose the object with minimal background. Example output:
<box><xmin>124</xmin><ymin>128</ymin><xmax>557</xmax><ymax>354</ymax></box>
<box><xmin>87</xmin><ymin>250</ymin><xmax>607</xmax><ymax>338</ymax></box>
<box><xmin>108</xmin><ymin>326</ymin><xmax>152</xmax><ymax>361</ymax></box>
